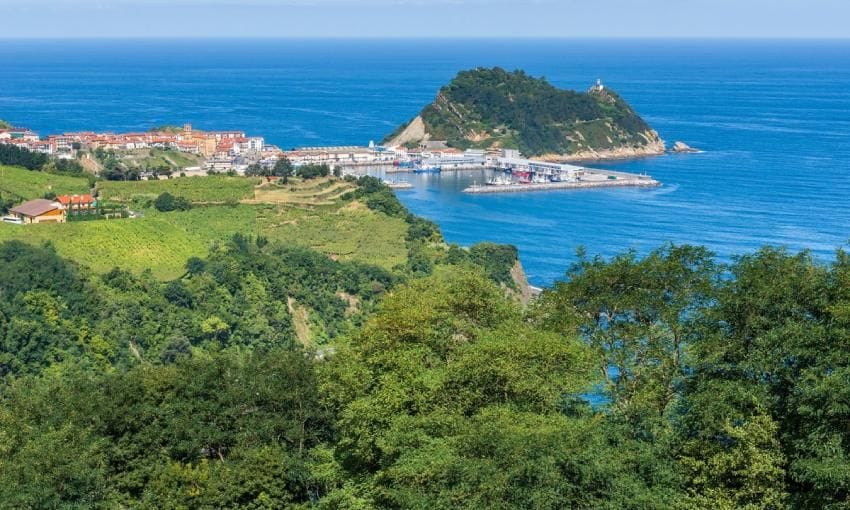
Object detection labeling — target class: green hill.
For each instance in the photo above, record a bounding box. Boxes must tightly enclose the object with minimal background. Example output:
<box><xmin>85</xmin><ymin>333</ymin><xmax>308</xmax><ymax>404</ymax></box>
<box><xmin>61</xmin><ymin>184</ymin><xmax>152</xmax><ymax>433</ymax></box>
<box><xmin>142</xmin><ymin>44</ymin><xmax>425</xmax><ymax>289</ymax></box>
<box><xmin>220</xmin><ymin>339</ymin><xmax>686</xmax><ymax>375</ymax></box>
<box><xmin>385</xmin><ymin>67</ymin><xmax>664</xmax><ymax>159</ymax></box>
<box><xmin>0</xmin><ymin>165</ymin><xmax>92</xmax><ymax>202</ymax></box>
<box><xmin>0</xmin><ymin>177</ymin><xmax>410</xmax><ymax>279</ymax></box>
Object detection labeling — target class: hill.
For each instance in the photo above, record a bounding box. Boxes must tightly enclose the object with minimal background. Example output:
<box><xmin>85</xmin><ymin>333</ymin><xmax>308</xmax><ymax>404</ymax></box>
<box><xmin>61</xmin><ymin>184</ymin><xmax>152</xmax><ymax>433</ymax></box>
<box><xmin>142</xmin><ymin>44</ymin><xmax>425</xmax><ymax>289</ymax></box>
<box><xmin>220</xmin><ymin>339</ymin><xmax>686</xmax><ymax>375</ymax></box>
<box><xmin>0</xmin><ymin>176</ymin><xmax>408</xmax><ymax>279</ymax></box>
<box><xmin>0</xmin><ymin>165</ymin><xmax>92</xmax><ymax>202</ymax></box>
<box><xmin>385</xmin><ymin>67</ymin><xmax>664</xmax><ymax>160</ymax></box>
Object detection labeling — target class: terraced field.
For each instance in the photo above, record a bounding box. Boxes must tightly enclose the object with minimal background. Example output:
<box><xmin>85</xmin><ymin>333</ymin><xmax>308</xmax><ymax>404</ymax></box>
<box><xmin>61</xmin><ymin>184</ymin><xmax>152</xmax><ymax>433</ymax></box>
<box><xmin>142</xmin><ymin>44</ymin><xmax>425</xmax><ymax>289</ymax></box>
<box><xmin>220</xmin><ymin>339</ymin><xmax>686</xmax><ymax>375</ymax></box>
<box><xmin>246</xmin><ymin>178</ymin><xmax>357</xmax><ymax>206</ymax></box>
<box><xmin>97</xmin><ymin>175</ymin><xmax>260</xmax><ymax>203</ymax></box>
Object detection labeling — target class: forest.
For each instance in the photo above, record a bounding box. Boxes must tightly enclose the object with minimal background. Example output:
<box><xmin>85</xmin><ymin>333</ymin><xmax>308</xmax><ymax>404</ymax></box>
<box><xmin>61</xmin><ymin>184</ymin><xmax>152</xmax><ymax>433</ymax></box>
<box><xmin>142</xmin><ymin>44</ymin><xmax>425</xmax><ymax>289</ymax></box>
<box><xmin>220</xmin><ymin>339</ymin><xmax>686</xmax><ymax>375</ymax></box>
<box><xmin>2</xmin><ymin>230</ymin><xmax>849</xmax><ymax>508</ymax></box>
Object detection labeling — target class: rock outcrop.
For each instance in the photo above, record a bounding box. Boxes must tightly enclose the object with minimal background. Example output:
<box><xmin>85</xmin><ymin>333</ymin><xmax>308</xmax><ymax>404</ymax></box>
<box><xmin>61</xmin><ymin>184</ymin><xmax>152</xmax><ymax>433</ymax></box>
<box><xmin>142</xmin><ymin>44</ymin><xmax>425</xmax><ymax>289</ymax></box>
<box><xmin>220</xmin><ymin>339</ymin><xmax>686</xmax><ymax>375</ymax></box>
<box><xmin>386</xmin><ymin>115</ymin><xmax>429</xmax><ymax>148</ymax></box>
<box><xmin>671</xmin><ymin>141</ymin><xmax>700</xmax><ymax>153</ymax></box>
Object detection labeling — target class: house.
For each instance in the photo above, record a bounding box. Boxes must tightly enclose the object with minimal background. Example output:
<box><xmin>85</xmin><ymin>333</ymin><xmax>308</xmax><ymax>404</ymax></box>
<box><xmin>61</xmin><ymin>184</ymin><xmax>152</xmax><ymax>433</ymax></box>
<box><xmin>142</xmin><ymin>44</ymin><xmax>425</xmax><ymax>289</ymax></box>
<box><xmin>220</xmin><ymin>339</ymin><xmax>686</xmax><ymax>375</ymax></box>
<box><xmin>8</xmin><ymin>199</ymin><xmax>65</xmax><ymax>224</ymax></box>
<box><xmin>56</xmin><ymin>194</ymin><xmax>96</xmax><ymax>215</ymax></box>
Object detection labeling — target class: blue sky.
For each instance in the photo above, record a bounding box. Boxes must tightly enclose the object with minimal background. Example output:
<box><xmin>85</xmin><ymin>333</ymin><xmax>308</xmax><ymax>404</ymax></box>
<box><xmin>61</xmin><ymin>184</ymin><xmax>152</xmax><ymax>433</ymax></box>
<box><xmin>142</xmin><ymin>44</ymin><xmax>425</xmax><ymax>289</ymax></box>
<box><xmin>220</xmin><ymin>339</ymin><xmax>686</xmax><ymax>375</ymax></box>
<box><xmin>2</xmin><ymin>0</ymin><xmax>848</xmax><ymax>38</ymax></box>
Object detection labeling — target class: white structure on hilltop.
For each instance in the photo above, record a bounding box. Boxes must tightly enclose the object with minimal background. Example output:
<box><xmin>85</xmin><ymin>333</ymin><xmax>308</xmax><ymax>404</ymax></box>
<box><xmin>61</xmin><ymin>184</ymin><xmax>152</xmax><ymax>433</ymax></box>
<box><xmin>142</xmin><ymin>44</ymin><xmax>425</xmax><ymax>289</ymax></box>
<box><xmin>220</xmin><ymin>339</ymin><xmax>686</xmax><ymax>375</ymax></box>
<box><xmin>591</xmin><ymin>79</ymin><xmax>605</xmax><ymax>93</ymax></box>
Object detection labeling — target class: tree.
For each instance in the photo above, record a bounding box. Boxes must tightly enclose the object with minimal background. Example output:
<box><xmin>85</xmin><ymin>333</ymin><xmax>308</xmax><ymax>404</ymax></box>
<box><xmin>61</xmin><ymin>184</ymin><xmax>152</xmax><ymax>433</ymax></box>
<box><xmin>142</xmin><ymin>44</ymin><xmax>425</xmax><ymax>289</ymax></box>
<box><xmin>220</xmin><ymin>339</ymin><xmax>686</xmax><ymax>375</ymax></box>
<box><xmin>154</xmin><ymin>192</ymin><xmax>191</xmax><ymax>212</ymax></box>
<box><xmin>273</xmin><ymin>157</ymin><xmax>293</xmax><ymax>183</ymax></box>
<box><xmin>534</xmin><ymin>244</ymin><xmax>718</xmax><ymax>433</ymax></box>
<box><xmin>186</xmin><ymin>256</ymin><xmax>205</xmax><ymax>276</ymax></box>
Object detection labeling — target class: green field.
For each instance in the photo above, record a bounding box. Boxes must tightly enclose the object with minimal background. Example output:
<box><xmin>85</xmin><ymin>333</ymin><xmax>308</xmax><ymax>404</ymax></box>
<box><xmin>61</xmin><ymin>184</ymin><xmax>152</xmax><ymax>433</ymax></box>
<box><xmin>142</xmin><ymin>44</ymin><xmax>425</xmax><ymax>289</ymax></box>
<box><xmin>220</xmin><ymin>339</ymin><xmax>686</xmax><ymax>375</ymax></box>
<box><xmin>0</xmin><ymin>165</ymin><xmax>92</xmax><ymax>201</ymax></box>
<box><xmin>259</xmin><ymin>201</ymin><xmax>409</xmax><ymax>269</ymax></box>
<box><xmin>0</xmin><ymin>182</ymin><xmax>409</xmax><ymax>279</ymax></box>
<box><xmin>97</xmin><ymin>175</ymin><xmax>260</xmax><ymax>203</ymax></box>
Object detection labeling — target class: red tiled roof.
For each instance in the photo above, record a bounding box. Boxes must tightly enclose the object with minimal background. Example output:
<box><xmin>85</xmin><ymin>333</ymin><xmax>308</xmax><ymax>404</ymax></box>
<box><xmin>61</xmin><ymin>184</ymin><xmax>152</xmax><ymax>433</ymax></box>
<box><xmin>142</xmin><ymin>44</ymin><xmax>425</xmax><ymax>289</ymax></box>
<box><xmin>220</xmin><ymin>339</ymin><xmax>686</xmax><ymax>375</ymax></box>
<box><xmin>56</xmin><ymin>194</ymin><xmax>94</xmax><ymax>206</ymax></box>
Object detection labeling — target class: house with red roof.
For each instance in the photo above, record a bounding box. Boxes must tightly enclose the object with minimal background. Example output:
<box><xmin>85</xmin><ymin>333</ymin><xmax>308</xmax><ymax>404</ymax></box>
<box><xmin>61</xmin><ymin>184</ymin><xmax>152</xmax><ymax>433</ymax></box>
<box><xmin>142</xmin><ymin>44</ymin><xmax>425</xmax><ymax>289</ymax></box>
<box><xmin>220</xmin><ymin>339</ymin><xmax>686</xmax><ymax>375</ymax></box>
<box><xmin>56</xmin><ymin>194</ymin><xmax>96</xmax><ymax>215</ymax></box>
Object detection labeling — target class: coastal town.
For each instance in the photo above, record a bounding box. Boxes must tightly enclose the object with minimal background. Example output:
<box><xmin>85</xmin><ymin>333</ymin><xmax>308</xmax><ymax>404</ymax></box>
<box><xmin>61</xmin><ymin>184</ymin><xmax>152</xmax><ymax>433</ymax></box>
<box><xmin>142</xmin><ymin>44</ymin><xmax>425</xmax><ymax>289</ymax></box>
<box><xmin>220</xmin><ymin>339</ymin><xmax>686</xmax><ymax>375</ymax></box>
<box><xmin>0</xmin><ymin>122</ymin><xmax>659</xmax><ymax>197</ymax></box>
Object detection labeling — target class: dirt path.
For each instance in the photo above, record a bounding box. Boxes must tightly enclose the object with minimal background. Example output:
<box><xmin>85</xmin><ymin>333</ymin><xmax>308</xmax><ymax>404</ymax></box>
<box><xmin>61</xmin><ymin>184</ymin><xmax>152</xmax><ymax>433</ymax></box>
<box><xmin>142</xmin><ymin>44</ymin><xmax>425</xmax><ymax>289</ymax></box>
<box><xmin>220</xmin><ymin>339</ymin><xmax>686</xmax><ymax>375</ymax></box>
<box><xmin>287</xmin><ymin>297</ymin><xmax>312</xmax><ymax>347</ymax></box>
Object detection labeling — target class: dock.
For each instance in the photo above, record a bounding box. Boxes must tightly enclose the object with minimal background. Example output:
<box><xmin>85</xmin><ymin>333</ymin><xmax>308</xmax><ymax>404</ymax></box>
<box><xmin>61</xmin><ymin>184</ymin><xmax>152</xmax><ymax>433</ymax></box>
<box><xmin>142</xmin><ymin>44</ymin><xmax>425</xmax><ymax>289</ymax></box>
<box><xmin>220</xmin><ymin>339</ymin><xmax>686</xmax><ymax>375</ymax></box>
<box><xmin>464</xmin><ymin>170</ymin><xmax>660</xmax><ymax>194</ymax></box>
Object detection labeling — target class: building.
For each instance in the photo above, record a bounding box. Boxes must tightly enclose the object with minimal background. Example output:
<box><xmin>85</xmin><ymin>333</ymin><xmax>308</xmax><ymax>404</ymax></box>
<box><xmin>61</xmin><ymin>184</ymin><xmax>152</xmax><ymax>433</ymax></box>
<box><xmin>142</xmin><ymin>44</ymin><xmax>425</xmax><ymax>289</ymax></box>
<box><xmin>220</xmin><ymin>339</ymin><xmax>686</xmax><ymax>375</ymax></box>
<box><xmin>8</xmin><ymin>199</ymin><xmax>66</xmax><ymax>224</ymax></box>
<box><xmin>56</xmin><ymin>194</ymin><xmax>96</xmax><ymax>215</ymax></box>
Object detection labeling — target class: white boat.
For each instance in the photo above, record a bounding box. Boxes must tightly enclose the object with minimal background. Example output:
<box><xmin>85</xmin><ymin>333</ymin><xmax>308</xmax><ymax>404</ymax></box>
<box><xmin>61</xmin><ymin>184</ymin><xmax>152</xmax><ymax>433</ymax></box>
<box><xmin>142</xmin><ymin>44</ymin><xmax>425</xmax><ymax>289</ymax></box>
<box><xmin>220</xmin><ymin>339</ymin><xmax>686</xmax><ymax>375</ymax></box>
<box><xmin>486</xmin><ymin>175</ymin><xmax>514</xmax><ymax>186</ymax></box>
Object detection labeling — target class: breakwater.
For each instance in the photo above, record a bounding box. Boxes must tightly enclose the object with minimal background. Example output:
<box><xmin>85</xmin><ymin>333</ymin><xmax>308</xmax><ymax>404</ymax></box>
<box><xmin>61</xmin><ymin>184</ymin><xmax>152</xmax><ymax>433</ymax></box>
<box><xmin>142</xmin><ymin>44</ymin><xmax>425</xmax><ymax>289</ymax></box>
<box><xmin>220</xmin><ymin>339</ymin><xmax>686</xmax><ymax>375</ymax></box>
<box><xmin>464</xmin><ymin>171</ymin><xmax>660</xmax><ymax>194</ymax></box>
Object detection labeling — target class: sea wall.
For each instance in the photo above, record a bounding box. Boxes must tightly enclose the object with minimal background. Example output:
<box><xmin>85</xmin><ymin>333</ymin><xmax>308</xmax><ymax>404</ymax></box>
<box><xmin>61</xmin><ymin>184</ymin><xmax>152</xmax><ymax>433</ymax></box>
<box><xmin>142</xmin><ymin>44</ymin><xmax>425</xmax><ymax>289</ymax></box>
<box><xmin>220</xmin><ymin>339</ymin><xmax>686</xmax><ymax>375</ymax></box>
<box><xmin>464</xmin><ymin>177</ymin><xmax>661</xmax><ymax>194</ymax></box>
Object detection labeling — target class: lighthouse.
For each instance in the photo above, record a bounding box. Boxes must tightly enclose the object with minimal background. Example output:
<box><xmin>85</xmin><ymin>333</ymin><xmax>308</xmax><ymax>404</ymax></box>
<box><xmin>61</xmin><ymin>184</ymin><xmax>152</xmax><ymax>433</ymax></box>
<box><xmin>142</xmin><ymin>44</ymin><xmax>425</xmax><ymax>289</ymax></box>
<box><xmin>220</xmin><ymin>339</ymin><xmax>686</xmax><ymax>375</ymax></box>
<box><xmin>591</xmin><ymin>79</ymin><xmax>605</xmax><ymax>93</ymax></box>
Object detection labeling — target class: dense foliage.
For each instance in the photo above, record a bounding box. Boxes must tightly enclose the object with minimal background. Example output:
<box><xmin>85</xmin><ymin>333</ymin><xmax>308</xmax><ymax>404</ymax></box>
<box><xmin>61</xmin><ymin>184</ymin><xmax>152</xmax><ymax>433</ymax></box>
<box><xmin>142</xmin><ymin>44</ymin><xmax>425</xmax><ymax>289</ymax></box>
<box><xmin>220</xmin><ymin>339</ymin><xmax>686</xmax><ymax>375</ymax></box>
<box><xmin>3</xmin><ymin>191</ymin><xmax>848</xmax><ymax>508</ymax></box>
<box><xmin>154</xmin><ymin>191</ymin><xmax>192</xmax><ymax>212</ymax></box>
<box><xmin>0</xmin><ymin>143</ymin><xmax>49</xmax><ymax>170</ymax></box>
<box><xmin>0</xmin><ymin>237</ymin><xmax>397</xmax><ymax>375</ymax></box>
<box><xmin>297</xmin><ymin>164</ymin><xmax>331</xmax><ymax>180</ymax></box>
<box><xmin>392</xmin><ymin>67</ymin><xmax>657</xmax><ymax>157</ymax></box>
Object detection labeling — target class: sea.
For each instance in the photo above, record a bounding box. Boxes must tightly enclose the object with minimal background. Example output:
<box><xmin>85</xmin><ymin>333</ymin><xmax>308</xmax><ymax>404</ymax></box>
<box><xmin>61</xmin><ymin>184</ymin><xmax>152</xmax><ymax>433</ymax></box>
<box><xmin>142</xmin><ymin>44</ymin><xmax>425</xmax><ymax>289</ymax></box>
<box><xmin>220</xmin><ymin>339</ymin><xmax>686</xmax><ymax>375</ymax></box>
<box><xmin>2</xmin><ymin>39</ymin><xmax>849</xmax><ymax>287</ymax></box>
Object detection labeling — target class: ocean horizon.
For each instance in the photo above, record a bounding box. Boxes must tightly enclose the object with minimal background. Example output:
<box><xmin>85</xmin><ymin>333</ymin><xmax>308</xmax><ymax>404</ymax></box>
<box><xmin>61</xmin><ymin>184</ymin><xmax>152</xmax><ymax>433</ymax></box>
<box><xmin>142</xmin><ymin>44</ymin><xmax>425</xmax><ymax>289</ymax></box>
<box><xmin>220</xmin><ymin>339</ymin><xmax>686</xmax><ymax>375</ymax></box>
<box><xmin>2</xmin><ymin>38</ymin><xmax>849</xmax><ymax>285</ymax></box>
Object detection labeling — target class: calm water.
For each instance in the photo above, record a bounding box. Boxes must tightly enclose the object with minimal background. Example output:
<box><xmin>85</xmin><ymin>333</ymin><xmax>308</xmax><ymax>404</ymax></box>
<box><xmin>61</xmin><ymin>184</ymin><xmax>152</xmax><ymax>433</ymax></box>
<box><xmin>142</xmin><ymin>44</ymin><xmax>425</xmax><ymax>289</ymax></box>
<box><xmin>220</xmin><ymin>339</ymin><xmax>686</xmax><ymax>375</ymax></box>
<box><xmin>2</xmin><ymin>39</ymin><xmax>849</xmax><ymax>286</ymax></box>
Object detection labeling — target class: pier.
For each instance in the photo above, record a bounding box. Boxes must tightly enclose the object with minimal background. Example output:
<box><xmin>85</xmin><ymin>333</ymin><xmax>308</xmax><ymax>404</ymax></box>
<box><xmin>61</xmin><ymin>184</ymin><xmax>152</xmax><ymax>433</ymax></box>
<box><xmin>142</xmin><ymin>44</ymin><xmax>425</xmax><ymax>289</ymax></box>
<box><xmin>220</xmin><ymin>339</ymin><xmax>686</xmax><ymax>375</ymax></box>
<box><xmin>464</xmin><ymin>170</ymin><xmax>660</xmax><ymax>194</ymax></box>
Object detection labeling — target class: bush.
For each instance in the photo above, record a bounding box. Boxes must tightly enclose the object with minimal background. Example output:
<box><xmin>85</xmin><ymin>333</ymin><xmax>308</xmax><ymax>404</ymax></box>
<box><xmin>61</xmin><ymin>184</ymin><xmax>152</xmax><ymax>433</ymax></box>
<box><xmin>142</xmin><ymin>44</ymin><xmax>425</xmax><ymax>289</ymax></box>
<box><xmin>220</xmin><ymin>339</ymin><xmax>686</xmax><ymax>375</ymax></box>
<box><xmin>154</xmin><ymin>192</ymin><xmax>191</xmax><ymax>212</ymax></box>
<box><xmin>297</xmin><ymin>164</ymin><xmax>330</xmax><ymax>180</ymax></box>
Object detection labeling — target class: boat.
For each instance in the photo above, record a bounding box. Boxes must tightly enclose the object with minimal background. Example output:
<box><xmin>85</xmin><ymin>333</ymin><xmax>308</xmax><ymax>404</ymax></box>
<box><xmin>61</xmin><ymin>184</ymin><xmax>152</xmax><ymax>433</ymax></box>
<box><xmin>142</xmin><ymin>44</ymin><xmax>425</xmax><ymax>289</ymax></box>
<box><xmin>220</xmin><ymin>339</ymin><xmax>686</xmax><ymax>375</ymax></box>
<box><xmin>383</xmin><ymin>179</ymin><xmax>414</xmax><ymax>190</ymax></box>
<box><xmin>486</xmin><ymin>175</ymin><xmax>514</xmax><ymax>186</ymax></box>
<box><xmin>531</xmin><ymin>174</ymin><xmax>548</xmax><ymax>184</ymax></box>
<box><xmin>414</xmin><ymin>166</ymin><xmax>441</xmax><ymax>174</ymax></box>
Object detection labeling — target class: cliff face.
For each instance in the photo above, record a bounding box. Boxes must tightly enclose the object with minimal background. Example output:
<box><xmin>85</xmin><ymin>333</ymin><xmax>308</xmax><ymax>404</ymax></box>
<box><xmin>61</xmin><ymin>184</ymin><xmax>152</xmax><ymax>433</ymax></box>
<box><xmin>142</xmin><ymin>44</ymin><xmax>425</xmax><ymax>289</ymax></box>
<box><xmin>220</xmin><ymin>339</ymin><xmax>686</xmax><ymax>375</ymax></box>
<box><xmin>385</xmin><ymin>68</ymin><xmax>664</xmax><ymax>159</ymax></box>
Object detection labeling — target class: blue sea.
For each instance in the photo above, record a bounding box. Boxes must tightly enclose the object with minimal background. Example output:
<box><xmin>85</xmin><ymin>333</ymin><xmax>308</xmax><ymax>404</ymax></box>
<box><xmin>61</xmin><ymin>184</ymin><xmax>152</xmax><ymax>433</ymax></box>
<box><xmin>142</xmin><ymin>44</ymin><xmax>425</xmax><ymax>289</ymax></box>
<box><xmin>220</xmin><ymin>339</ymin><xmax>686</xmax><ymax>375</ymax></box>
<box><xmin>2</xmin><ymin>39</ymin><xmax>849</xmax><ymax>286</ymax></box>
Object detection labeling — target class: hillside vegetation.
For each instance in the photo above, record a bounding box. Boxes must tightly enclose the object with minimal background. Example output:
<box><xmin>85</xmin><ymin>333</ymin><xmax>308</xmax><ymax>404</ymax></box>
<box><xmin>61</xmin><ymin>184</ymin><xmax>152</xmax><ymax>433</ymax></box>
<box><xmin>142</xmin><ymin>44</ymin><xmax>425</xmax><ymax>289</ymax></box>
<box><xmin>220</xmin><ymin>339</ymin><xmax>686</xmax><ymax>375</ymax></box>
<box><xmin>97</xmin><ymin>175</ymin><xmax>260</xmax><ymax>203</ymax></box>
<box><xmin>0</xmin><ymin>178</ymin><xmax>409</xmax><ymax>279</ymax></box>
<box><xmin>1</xmin><ymin>240</ymin><xmax>849</xmax><ymax>508</ymax></box>
<box><xmin>386</xmin><ymin>67</ymin><xmax>663</xmax><ymax>157</ymax></box>
<box><xmin>0</xmin><ymin>165</ymin><xmax>91</xmax><ymax>201</ymax></box>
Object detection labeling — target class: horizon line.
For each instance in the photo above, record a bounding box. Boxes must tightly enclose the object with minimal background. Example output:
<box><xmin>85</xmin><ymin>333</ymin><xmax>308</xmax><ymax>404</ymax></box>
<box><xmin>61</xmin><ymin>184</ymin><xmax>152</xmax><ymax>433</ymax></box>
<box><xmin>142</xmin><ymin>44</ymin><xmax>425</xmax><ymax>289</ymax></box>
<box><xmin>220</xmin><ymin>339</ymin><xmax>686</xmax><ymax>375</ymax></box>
<box><xmin>1</xmin><ymin>35</ymin><xmax>849</xmax><ymax>41</ymax></box>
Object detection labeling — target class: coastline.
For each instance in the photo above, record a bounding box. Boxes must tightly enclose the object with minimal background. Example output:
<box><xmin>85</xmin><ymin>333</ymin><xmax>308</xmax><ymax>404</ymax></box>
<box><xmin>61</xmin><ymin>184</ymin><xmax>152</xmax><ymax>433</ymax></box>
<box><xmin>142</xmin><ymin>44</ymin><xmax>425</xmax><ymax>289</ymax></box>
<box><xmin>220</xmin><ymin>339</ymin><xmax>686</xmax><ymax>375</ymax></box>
<box><xmin>539</xmin><ymin>141</ymin><xmax>667</xmax><ymax>164</ymax></box>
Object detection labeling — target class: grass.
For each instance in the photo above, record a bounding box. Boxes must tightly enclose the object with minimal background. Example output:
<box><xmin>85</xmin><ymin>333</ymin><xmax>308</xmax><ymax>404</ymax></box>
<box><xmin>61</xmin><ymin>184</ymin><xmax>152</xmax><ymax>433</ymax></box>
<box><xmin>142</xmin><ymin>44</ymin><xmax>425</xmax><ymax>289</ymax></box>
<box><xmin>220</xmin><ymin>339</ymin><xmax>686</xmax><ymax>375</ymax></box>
<box><xmin>115</xmin><ymin>149</ymin><xmax>204</xmax><ymax>171</ymax></box>
<box><xmin>0</xmin><ymin>203</ymin><xmax>407</xmax><ymax>279</ymax></box>
<box><xmin>0</xmin><ymin>165</ymin><xmax>91</xmax><ymax>201</ymax></box>
<box><xmin>247</xmin><ymin>178</ymin><xmax>357</xmax><ymax>206</ymax></box>
<box><xmin>97</xmin><ymin>175</ymin><xmax>260</xmax><ymax>204</ymax></box>
<box><xmin>0</xmin><ymin>176</ymin><xmax>410</xmax><ymax>279</ymax></box>
<box><xmin>0</xmin><ymin>205</ymin><xmax>257</xmax><ymax>279</ymax></box>
<box><xmin>258</xmin><ymin>201</ymin><xmax>409</xmax><ymax>270</ymax></box>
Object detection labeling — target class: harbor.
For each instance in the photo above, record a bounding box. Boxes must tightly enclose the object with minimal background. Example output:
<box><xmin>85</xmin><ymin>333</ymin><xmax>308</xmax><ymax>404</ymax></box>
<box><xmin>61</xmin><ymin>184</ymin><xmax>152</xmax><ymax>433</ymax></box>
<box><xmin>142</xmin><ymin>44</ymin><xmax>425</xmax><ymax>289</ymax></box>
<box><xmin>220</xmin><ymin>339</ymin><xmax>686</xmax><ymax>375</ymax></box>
<box><xmin>343</xmin><ymin>147</ymin><xmax>661</xmax><ymax>194</ymax></box>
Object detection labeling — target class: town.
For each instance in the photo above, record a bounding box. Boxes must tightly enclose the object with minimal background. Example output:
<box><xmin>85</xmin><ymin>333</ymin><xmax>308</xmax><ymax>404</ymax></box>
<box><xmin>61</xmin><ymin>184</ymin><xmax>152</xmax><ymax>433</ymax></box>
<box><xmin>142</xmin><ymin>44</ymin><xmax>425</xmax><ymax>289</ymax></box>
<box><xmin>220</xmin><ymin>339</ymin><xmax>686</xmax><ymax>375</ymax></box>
<box><xmin>0</xmin><ymin>122</ymin><xmax>461</xmax><ymax>177</ymax></box>
<box><xmin>0</xmin><ymin>122</ymin><xmax>659</xmax><ymax>194</ymax></box>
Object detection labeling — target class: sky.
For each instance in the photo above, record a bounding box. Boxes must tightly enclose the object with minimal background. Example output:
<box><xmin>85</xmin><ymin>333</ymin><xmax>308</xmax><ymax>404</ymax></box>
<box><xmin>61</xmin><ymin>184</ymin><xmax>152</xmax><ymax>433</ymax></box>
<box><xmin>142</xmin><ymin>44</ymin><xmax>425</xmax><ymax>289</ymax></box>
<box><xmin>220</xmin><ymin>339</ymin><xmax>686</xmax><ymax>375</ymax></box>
<box><xmin>1</xmin><ymin>0</ymin><xmax>849</xmax><ymax>39</ymax></box>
